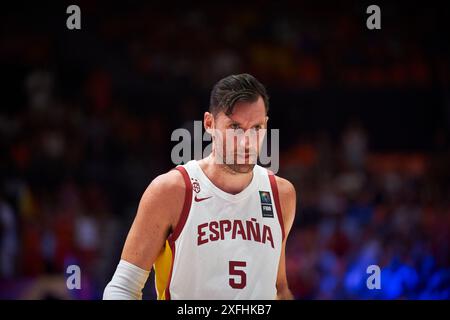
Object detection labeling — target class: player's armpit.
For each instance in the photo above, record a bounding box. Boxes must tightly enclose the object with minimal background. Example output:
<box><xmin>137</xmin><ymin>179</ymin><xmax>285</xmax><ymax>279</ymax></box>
<box><xmin>120</xmin><ymin>169</ymin><xmax>186</xmax><ymax>271</ymax></box>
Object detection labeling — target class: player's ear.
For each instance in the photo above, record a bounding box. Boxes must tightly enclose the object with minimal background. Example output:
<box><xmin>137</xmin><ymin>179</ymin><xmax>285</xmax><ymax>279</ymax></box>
<box><xmin>265</xmin><ymin>116</ymin><xmax>269</xmax><ymax>127</ymax></box>
<box><xmin>204</xmin><ymin>112</ymin><xmax>214</xmax><ymax>134</ymax></box>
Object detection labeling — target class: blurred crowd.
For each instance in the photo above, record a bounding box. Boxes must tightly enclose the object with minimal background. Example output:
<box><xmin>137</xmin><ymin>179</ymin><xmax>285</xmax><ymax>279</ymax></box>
<box><xmin>1</xmin><ymin>1</ymin><xmax>449</xmax><ymax>299</ymax></box>
<box><xmin>282</xmin><ymin>126</ymin><xmax>450</xmax><ymax>299</ymax></box>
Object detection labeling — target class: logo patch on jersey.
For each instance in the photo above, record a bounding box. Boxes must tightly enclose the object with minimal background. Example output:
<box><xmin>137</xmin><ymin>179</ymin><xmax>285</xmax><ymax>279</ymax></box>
<box><xmin>259</xmin><ymin>191</ymin><xmax>274</xmax><ymax>218</ymax></box>
<box><xmin>191</xmin><ymin>178</ymin><xmax>201</xmax><ymax>193</ymax></box>
<box><xmin>259</xmin><ymin>191</ymin><xmax>272</xmax><ymax>204</ymax></box>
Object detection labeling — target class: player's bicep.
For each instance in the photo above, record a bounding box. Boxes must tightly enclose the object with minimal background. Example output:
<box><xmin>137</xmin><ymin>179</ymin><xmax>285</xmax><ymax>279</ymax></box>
<box><xmin>121</xmin><ymin>171</ymin><xmax>184</xmax><ymax>271</ymax></box>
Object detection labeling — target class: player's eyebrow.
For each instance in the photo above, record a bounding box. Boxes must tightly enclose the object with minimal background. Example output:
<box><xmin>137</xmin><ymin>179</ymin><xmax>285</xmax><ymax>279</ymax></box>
<box><xmin>227</xmin><ymin>119</ymin><xmax>265</xmax><ymax>127</ymax></box>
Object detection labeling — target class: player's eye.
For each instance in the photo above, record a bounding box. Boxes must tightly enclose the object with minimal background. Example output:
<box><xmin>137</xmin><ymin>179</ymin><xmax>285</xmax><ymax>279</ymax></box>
<box><xmin>230</xmin><ymin>123</ymin><xmax>241</xmax><ymax>130</ymax></box>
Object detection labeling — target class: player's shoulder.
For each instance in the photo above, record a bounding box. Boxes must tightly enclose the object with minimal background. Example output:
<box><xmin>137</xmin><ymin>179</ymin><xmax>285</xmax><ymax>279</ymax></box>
<box><xmin>272</xmin><ymin>174</ymin><xmax>296</xmax><ymax>225</ymax></box>
<box><xmin>150</xmin><ymin>167</ymin><xmax>186</xmax><ymax>191</ymax></box>
<box><xmin>273</xmin><ymin>175</ymin><xmax>296</xmax><ymax>198</ymax></box>
<box><xmin>138</xmin><ymin>167</ymin><xmax>187</xmax><ymax>225</ymax></box>
<box><xmin>261</xmin><ymin>166</ymin><xmax>296</xmax><ymax>202</ymax></box>
<box><xmin>141</xmin><ymin>167</ymin><xmax>186</xmax><ymax>205</ymax></box>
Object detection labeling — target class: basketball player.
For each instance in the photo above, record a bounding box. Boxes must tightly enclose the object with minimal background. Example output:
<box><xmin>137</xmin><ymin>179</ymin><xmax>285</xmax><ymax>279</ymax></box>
<box><xmin>103</xmin><ymin>74</ymin><xmax>296</xmax><ymax>300</ymax></box>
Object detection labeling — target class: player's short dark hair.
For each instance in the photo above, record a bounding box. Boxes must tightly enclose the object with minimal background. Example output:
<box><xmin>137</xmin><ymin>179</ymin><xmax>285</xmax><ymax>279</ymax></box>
<box><xmin>209</xmin><ymin>73</ymin><xmax>269</xmax><ymax>117</ymax></box>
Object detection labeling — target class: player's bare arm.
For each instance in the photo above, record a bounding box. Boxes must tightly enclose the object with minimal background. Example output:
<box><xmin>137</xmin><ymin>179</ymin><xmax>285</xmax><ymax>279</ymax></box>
<box><xmin>103</xmin><ymin>169</ymin><xmax>185</xmax><ymax>299</ymax></box>
<box><xmin>121</xmin><ymin>169</ymin><xmax>185</xmax><ymax>270</ymax></box>
<box><xmin>275</xmin><ymin>176</ymin><xmax>296</xmax><ymax>300</ymax></box>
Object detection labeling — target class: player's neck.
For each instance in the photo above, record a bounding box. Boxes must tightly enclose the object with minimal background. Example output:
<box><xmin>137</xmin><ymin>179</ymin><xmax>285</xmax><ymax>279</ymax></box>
<box><xmin>197</xmin><ymin>155</ymin><xmax>254</xmax><ymax>195</ymax></box>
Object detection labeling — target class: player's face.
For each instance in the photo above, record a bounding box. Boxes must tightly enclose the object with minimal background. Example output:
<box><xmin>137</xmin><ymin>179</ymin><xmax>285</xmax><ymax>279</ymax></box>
<box><xmin>205</xmin><ymin>96</ymin><xmax>268</xmax><ymax>174</ymax></box>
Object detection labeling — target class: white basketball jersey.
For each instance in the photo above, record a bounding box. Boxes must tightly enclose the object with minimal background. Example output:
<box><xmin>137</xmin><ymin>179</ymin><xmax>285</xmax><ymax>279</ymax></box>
<box><xmin>153</xmin><ymin>160</ymin><xmax>285</xmax><ymax>300</ymax></box>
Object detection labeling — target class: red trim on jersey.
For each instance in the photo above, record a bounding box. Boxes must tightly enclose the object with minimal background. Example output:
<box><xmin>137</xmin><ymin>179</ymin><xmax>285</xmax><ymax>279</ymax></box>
<box><xmin>169</xmin><ymin>166</ymin><xmax>193</xmax><ymax>242</ymax></box>
<box><xmin>268</xmin><ymin>172</ymin><xmax>286</xmax><ymax>242</ymax></box>
<box><xmin>165</xmin><ymin>165</ymin><xmax>193</xmax><ymax>300</ymax></box>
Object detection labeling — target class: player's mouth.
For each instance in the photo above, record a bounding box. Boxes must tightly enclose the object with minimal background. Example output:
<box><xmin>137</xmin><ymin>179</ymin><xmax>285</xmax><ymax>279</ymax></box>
<box><xmin>235</xmin><ymin>152</ymin><xmax>257</xmax><ymax>162</ymax></box>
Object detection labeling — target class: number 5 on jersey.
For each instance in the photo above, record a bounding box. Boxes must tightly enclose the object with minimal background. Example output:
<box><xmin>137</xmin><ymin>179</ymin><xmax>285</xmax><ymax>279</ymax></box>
<box><xmin>229</xmin><ymin>261</ymin><xmax>246</xmax><ymax>289</ymax></box>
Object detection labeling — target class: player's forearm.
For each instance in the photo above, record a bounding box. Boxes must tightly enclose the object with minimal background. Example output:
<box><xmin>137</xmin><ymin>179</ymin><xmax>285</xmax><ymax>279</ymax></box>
<box><xmin>276</xmin><ymin>287</ymin><xmax>294</xmax><ymax>300</ymax></box>
<box><xmin>103</xmin><ymin>259</ymin><xmax>150</xmax><ymax>300</ymax></box>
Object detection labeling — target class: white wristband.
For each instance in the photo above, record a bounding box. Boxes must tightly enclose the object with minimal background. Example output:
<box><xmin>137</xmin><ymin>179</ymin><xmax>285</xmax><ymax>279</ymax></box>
<box><xmin>103</xmin><ymin>259</ymin><xmax>150</xmax><ymax>300</ymax></box>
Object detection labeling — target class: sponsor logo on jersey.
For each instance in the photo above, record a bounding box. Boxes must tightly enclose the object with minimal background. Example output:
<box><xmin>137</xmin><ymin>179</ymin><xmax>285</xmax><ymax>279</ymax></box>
<box><xmin>194</xmin><ymin>195</ymin><xmax>212</xmax><ymax>202</ymax></box>
<box><xmin>259</xmin><ymin>191</ymin><xmax>274</xmax><ymax>218</ymax></box>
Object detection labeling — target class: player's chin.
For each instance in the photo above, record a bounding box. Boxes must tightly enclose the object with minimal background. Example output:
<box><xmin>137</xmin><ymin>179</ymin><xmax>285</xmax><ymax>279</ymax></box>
<box><xmin>228</xmin><ymin>163</ymin><xmax>255</xmax><ymax>174</ymax></box>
